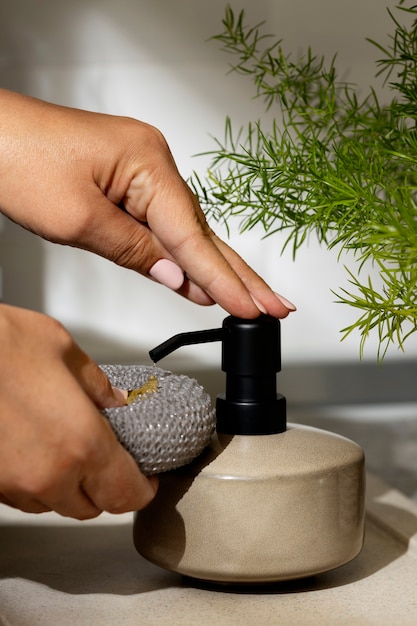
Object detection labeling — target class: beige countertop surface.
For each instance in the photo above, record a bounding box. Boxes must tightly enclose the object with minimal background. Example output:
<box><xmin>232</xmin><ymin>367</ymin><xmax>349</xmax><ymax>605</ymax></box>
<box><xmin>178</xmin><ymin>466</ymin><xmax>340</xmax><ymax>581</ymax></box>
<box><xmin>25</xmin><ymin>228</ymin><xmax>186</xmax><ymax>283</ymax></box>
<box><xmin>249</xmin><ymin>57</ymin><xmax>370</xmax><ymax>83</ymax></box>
<box><xmin>1</xmin><ymin>473</ymin><xmax>417</xmax><ymax>626</ymax></box>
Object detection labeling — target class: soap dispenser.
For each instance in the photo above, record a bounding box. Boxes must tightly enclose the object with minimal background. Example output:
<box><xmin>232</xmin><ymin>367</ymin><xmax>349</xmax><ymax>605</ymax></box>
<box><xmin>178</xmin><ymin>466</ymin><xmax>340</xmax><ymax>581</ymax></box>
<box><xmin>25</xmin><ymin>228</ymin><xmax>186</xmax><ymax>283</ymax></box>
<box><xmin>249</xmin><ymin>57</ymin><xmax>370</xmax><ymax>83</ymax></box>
<box><xmin>133</xmin><ymin>315</ymin><xmax>365</xmax><ymax>583</ymax></box>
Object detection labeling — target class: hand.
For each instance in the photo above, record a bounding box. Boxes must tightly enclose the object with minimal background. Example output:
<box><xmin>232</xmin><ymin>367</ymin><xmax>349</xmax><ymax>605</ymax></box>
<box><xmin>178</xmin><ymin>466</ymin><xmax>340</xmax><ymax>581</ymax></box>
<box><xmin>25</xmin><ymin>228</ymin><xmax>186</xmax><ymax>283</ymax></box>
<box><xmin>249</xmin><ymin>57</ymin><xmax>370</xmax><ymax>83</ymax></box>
<box><xmin>0</xmin><ymin>89</ymin><xmax>296</xmax><ymax>318</ymax></box>
<box><xmin>0</xmin><ymin>304</ymin><xmax>157</xmax><ymax>519</ymax></box>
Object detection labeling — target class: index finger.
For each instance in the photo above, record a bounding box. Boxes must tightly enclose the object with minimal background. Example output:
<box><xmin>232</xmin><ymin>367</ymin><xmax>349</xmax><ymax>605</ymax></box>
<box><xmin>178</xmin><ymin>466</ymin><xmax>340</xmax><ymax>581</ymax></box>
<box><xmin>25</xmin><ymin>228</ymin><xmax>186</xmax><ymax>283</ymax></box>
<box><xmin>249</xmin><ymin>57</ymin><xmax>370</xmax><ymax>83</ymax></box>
<box><xmin>147</xmin><ymin>180</ymin><xmax>292</xmax><ymax>318</ymax></box>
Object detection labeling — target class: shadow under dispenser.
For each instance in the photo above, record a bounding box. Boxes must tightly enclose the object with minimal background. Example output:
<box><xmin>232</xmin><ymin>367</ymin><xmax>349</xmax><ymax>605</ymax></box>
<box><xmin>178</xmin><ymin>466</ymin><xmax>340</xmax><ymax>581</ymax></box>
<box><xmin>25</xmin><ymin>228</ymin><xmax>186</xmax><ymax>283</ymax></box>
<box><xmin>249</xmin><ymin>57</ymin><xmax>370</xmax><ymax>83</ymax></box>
<box><xmin>134</xmin><ymin>315</ymin><xmax>365</xmax><ymax>584</ymax></box>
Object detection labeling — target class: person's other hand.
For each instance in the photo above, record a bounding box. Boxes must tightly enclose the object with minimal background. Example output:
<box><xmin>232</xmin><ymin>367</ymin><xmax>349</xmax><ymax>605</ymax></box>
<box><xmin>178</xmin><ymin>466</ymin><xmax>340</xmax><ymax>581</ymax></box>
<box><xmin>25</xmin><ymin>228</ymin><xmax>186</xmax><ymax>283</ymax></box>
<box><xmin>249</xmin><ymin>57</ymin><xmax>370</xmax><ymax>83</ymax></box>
<box><xmin>0</xmin><ymin>89</ymin><xmax>296</xmax><ymax>319</ymax></box>
<box><xmin>0</xmin><ymin>304</ymin><xmax>157</xmax><ymax>519</ymax></box>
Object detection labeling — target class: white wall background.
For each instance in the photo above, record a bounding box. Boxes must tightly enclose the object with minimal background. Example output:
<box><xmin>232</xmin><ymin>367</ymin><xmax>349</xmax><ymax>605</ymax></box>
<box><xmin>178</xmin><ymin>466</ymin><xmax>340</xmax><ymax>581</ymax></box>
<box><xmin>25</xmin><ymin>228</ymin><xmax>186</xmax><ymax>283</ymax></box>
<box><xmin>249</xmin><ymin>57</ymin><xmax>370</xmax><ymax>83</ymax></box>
<box><xmin>1</xmin><ymin>0</ymin><xmax>416</xmax><ymax>368</ymax></box>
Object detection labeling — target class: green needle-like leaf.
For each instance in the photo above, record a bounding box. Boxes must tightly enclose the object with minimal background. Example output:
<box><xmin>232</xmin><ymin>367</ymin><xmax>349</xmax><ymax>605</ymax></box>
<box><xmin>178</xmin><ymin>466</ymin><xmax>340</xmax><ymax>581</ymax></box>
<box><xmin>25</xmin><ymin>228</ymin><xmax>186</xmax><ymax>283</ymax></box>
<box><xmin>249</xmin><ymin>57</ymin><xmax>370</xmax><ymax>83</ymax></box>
<box><xmin>191</xmin><ymin>1</ymin><xmax>417</xmax><ymax>359</ymax></box>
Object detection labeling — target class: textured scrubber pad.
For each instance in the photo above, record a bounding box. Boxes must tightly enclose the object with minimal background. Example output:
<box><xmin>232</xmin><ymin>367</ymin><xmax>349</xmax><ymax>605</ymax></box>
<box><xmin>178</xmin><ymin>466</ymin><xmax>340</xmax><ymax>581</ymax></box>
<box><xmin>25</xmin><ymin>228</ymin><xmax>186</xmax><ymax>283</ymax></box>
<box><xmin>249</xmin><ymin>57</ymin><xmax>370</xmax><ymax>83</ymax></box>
<box><xmin>101</xmin><ymin>365</ymin><xmax>216</xmax><ymax>475</ymax></box>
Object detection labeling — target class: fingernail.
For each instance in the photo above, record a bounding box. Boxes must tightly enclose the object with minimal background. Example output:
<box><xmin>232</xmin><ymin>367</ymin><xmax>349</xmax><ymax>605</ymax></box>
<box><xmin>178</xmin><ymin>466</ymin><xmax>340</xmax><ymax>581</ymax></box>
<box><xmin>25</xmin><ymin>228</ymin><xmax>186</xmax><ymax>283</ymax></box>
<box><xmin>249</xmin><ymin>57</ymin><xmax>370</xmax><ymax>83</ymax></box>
<box><xmin>149</xmin><ymin>259</ymin><xmax>185</xmax><ymax>291</ymax></box>
<box><xmin>250</xmin><ymin>294</ymin><xmax>268</xmax><ymax>315</ymax></box>
<box><xmin>112</xmin><ymin>386</ymin><xmax>128</xmax><ymax>405</ymax></box>
<box><xmin>274</xmin><ymin>292</ymin><xmax>297</xmax><ymax>311</ymax></box>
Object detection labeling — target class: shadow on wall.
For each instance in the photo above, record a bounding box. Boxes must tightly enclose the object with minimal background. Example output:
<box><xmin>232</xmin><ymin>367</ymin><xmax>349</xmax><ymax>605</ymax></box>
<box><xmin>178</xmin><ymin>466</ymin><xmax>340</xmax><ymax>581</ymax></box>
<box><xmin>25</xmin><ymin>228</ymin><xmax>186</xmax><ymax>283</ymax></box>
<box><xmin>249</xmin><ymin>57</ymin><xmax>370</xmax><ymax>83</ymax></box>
<box><xmin>0</xmin><ymin>0</ymin><xmax>267</xmax><ymax>319</ymax></box>
<box><xmin>0</xmin><ymin>0</ymin><xmax>265</xmax><ymax>107</ymax></box>
<box><xmin>0</xmin><ymin>216</ymin><xmax>44</xmax><ymax>311</ymax></box>
<box><xmin>0</xmin><ymin>0</ymin><xmax>401</xmax><ymax>361</ymax></box>
<box><xmin>175</xmin><ymin>359</ymin><xmax>417</xmax><ymax>407</ymax></box>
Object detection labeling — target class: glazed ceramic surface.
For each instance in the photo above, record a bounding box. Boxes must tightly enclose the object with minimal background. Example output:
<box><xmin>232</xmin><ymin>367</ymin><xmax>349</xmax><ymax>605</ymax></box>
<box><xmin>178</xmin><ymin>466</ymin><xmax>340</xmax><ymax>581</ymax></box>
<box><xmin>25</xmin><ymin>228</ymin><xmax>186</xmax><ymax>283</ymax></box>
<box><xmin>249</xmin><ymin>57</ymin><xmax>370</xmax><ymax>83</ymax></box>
<box><xmin>134</xmin><ymin>423</ymin><xmax>365</xmax><ymax>583</ymax></box>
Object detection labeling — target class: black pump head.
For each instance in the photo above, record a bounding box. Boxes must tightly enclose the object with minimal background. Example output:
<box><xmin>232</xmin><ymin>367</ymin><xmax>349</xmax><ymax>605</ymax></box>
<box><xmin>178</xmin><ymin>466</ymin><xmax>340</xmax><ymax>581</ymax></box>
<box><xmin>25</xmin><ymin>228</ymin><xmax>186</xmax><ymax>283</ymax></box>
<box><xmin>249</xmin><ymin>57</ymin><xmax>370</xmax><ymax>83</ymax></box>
<box><xmin>149</xmin><ymin>315</ymin><xmax>286</xmax><ymax>435</ymax></box>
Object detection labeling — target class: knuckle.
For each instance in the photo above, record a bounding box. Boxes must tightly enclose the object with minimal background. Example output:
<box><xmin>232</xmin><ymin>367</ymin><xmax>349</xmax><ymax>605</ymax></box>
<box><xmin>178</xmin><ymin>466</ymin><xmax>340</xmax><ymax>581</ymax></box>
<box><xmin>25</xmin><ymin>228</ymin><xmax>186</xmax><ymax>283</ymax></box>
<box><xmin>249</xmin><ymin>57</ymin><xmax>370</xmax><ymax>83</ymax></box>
<box><xmin>130</xmin><ymin>118</ymin><xmax>168</xmax><ymax>150</ymax></box>
<box><xmin>39</xmin><ymin>313</ymin><xmax>74</xmax><ymax>353</ymax></box>
<box><xmin>118</xmin><ymin>118</ymin><xmax>170</xmax><ymax>163</ymax></box>
<box><xmin>46</xmin><ymin>201</ymin><xmax>98</xmax><ymax>246</ymax></box>
<box><xmin>72</xmin><ymin>508</ymin><xmax>101</xmax><ymax>521</ymax></box>
<box><xmin>20</xmin><ymin>472</ymin><xmax>54</xmax><ymax>501</ymax></box>
<box><xmin>111</xmin><ymin>230</ymin><xmax>154</xmax><ymax>272</ymax></box>
<box><xmin>105</xmin><ymin>500</ymin><xmax>131</xmax><ymax>515</ymax></box>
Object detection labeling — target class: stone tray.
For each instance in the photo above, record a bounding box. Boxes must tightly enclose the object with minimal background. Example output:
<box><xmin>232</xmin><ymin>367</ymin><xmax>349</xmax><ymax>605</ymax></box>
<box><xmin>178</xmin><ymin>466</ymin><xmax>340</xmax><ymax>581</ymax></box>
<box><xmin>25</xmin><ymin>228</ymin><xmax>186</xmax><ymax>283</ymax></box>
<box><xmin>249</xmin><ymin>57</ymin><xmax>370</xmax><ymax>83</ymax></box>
<box><xmin>0</xmin><ymin>474</ymin><xmax>416</xmax><ymax>625</ymax></box>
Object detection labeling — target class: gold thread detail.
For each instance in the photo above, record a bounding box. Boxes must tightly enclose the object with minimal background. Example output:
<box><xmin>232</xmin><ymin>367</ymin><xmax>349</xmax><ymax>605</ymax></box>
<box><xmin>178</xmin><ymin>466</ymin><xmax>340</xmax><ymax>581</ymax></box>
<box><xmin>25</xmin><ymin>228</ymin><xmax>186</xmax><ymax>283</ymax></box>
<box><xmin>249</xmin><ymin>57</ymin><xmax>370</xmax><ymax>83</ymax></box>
<box><xmin>126</xmin><ymin>375</ymin><xmax>158</xmax><ymax>404</ymax></box>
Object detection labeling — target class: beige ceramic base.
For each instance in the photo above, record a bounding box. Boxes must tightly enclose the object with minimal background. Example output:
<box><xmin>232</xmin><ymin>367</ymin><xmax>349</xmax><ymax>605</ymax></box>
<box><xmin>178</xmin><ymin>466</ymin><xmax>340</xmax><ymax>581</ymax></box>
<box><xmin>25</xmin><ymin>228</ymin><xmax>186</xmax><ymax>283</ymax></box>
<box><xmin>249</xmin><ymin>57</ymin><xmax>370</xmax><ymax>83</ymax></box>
<box><xmin>134</xmin><ymin>423</ymin><xmax>365</xmax><ymax>583</ymax></box>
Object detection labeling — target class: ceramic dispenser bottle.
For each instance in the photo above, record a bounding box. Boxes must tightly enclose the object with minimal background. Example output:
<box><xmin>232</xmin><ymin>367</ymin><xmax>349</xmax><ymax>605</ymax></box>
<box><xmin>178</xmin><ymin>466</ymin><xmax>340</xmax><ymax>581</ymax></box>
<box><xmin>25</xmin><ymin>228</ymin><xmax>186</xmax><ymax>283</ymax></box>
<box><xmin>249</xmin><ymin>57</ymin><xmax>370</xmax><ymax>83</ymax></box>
<box><xmin>134</xmin><ymin>315</ymin><xmax>365</xmax><ymax>583</ymax></box>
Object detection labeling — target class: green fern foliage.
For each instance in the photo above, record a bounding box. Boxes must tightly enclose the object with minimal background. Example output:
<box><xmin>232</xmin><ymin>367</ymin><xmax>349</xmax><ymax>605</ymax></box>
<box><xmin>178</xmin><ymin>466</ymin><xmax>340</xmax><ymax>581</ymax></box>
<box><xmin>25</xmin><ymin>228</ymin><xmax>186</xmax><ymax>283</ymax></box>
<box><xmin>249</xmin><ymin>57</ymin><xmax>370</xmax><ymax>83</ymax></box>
<box><xmin>192</xmin><ymin>2</ymin><xmax>417</xmax><ymax>358</ymax></box>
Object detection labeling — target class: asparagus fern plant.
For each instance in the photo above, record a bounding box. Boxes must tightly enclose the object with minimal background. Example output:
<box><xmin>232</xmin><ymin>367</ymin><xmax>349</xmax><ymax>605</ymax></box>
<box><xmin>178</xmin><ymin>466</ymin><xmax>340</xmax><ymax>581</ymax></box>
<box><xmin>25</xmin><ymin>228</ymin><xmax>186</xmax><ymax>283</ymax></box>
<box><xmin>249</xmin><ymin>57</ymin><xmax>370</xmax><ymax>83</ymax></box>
<box><xmin>192</xmin><ymin>2</ymin><xmax>417</xmax><ymax>358</ymax></box>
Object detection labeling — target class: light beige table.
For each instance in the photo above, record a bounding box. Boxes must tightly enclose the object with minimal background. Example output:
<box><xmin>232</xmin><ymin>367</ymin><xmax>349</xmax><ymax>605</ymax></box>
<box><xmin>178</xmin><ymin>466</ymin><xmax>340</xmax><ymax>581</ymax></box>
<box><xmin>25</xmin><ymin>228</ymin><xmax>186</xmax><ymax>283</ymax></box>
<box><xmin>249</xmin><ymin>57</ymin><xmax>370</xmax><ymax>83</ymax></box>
<box><xmin>1</xmin><ymin>474</ymin><xmax>416</xmax><ymax>626</ymax></box>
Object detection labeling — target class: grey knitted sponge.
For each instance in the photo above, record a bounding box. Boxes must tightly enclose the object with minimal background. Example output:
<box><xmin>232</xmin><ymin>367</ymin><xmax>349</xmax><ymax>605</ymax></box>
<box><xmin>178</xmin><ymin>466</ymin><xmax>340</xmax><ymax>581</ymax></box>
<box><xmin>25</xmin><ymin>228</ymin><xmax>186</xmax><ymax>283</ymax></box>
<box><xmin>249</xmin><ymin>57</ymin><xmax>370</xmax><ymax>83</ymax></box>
<box><xmin>101</xmin><ymin>365</ymin><xmax>216</xmax><ymax>475</ymax></box>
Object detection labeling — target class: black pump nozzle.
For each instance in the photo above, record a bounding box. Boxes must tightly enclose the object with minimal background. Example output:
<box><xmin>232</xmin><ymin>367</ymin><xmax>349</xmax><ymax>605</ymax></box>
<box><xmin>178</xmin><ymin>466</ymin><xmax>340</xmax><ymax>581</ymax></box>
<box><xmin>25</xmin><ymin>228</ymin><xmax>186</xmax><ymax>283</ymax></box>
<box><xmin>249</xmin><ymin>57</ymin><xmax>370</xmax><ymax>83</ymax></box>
<box><xmin>149</xmin><ymin>328</ymin><xmax>223</xmax><ymax>362</ymax></box>
<box><xmin>149</xmin><ymin>315</ymin><xmax>286</xmax><ymax>435</ymax></box>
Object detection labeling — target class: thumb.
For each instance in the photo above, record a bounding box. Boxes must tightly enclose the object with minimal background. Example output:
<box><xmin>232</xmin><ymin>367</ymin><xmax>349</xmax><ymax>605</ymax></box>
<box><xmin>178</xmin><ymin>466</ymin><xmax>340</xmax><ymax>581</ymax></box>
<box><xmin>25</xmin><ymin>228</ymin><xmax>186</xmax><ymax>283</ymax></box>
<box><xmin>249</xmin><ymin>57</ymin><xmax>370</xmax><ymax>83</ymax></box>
<box><xmin>62</xmin><ymin>339</ymin><xmax>126</xmax><ymax>409</ymax></box>
<box><xmin>73</xmin><ymin>193</ymin><xmax>213</xmax><ymax>303</ymax></box>
<box><xmin>68</xmin><ymin>191</ymin><xmax>168</xmax><ymax>277</ymax></box>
